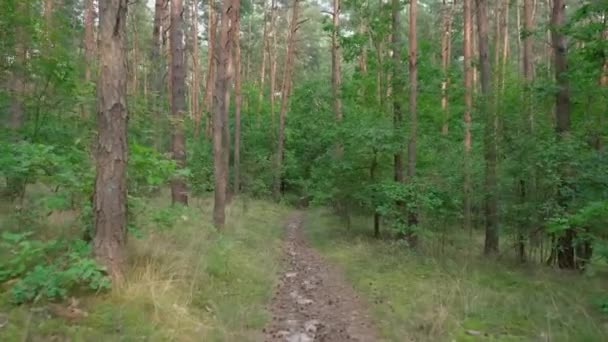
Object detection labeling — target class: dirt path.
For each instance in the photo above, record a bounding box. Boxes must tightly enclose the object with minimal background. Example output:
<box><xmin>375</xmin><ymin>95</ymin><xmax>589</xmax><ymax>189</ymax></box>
<box><xmin>264</xmin><ymin>213</ymin><xmax>380</xmax><ymax>342</ymax></box>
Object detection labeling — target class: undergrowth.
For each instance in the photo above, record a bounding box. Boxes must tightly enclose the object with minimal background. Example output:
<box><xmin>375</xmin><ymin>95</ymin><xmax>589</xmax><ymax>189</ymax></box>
<box><xmin>0</xmin><ymin>193</ymin><xmax>289</xmax><ymax>341</ymax></box>
<box><xmin>304</xmin><ymin>209</ymin><xmax>608</xmax><ymax>342</ymax></box>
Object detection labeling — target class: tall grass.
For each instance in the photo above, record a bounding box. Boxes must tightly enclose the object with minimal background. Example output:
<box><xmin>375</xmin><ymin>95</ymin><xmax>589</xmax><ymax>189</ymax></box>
<box><xmin>305</xmin><ymin>209</ymin><xmax>608</xmax><ymax>342</ymax></box>
<box><xmin>0</xmin><ymin>193</ymin><xmax>290</xmax><ymax>341</ymax></box>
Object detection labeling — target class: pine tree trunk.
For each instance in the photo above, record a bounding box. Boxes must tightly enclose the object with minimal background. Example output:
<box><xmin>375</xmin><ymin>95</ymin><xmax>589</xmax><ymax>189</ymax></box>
<box><xmin>332</xmin><ymin>0</ymin><xmax>343</xmax><ymax>123</ymax></box>
<box><xmin>204</xmin><ymin>0</ymin><xmax>217</xmax><ymax>140</ymax></box>
<box><xmin>463</xmin><ymin>0</ymin><xmax>473</xmax><ymax>234</ymax></box>
<box><xmin>94</xmin><ymin>0</ymin><xmax>129</xmax><ymax>283</ymax></box>
<box><xmin>274</xmin><ymin>0</ymin><xmax>301</xmax><ymax>200</ymax></box>
<box><xmin>440</xmin><ymin>0</ymin><xmax>453</xmax><ymax>135</ymax></box>
<box><xmin>257</xmin><ymin>0</ymin><xmax>269</xmax><ymax>119</ymax></box>
<box><xmin>269</xmin><ymin>0</ymin><xmax>278</xmax><ymax>129</ymax></box>
<box><xmin>407</xmin><ymin>0</ymin><xmax>419</xmax><ymax>246</ymax></box>
<box><xmin>170</xmin><ymin>0</ymin><xmax>189</xmax><ymax>205</ymax></box>
<box><xmin>391</xmin><ymin>0</ymin><xmax>404</xmax><ymax>184</ymax></box>
<box><xmin>192</xmin><ymin>0</ymin><xmax>201</xmax><ymax>136</ymax></box>
<box><xmin>212</xmin><ymin>0</ymin><xmax>236</xmax><ymax>228</ymax></box>
<box><xmin>476</xmin><ymin>0</ymin><xmax>499</xmax><ymax>255</ymax></box>
<box><xmin>233</xmin><ymin>0</ymin><xmax>243</xmax><ymax>194</ymax></box>
<box><xmin>84</xmin><ymin>0</ymin><xmax>96</xmax><ymax>84</ymax></box>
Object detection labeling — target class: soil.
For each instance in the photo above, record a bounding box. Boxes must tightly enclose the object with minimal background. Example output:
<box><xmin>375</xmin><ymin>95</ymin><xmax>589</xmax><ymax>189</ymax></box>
<box><xmin>264</xmin><ymin>213</ymin><xmax>380</xmax><ymax>342</ymax></box>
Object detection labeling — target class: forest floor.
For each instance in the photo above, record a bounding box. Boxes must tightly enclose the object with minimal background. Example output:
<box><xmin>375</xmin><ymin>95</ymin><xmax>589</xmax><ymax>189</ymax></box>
<box><xmin>264</xmin><ymin>213</ymin><xmax>380</xmax><ymax>342</ymax></box>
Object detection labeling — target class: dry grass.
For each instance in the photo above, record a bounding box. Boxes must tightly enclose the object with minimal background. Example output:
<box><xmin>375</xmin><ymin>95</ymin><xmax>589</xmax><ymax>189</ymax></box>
<box><xmin>0</xmin><ymin>193</ymin><xmax>291</xmax><ymax>341</ymax></box>
<box><xmin>304</xmin><ymin>209</ymin><xmax>608</xmax><ymax>342</ymax></box>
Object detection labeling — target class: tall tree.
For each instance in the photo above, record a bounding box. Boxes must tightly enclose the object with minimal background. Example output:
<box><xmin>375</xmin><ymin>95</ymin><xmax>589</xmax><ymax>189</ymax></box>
<box><xmin>170</xmin><ymin>0</ymin><xmax>189</xmax><ymax>205</ymax></box>
<box><xmin>233</xmin><ymin>0</ymin><xmax>243</xmax><ymax>194</ymax></box>
<box><xmin>192</xmin><ymin>0</ymin><xmax>202</xmax><ymax>136</ymax></box>
<box><xmin>391</xmin><ymin>0</ymin><xmax>404</xmax><ymax>184</ymax></box>
<box><xmin>463</xmin><ymin>0</ymin><xmax>473</xmax><ymax>233</ymax></box>
<box><xmin>274</xmin><ymin>0</ymin><xmax>301</xmax><ymax>199</ymax></box>
<box><xmin>204</xmin><ymin>0</ymin><xmax>217</xmax><ymax>139</ymax></box>
<box><xmin>84</xmin><ymin>0</ymin><xmax>96</xmax><ymax>83</ymax></box>
<box><xmin>268</xmin><ymin>0</ymin><xmax>278</xmax><ymax>127</ymax></box>
<box><xmin>407</xmin><ymin>0</ymin><xmax>419</xmax><ymax>244</ymax></box>
<box><xmin>551</xmin><ymin>0</ymin><xmax>574</xmax><ymax>269</ymax></box>
<box><xmin>94</xmin><ymin>0</ymin><xmax>129</xmax><ymax>282</ymax></box>
<box><xmin>476</xmin><ymin>0</ymin><xmax>499</xmax><ymax>254</ymax></box>
<box><xmin>440</xmin><ymin>0</ymin><xmax>453</xmax><ymax>135</ymax></box>
<box><xmin>212</xmin><ymin>0</ymin><xmax>236</xmax><ymax>228</ymax></box>
<box><xmin>331</xmin><ymin>0</ymin><xmax>343</xmax><ymax>123</ymax></box>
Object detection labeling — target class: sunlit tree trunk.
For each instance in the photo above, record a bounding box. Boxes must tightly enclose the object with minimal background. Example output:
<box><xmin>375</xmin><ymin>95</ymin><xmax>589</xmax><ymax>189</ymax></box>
<box><xmin>476</xmin><ymin>0</ymin><xmax>499</xmax><ymax>255</ymax></box>
<box><xmin>274</xmin><ymin>0</ymin><xmax>301</xmax><ymax>200</ymax></box>
<box><xmin>213</xmin><ymin>0</ymin><xmax>236</xmax><ymax>228</ymax></box>
<box><xmin>170</xmin><ymin>0</ymin><xmax>189</xmax><ymax>205</ymax></box>
<box><xmin>150</xmin><ymin>0</ymin><xmax>166</xmax><ymax>149</ymax></box>
<box><xmin>94</xmin><ymin>0</ymin><xmax>129</xmax><ymax>283</ymax></box>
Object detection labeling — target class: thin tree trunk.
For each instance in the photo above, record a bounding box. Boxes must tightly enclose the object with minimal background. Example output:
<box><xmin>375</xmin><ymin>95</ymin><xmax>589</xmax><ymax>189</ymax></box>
<box><xmin>476</xmin><ymin>0</ymin><xmax>499</xmax><ymax>255</ymax></box>
<box><xmin>192</xmin><ymin>0</ymin><xmax>201</xmax><ymax>136</ymax></box>
<box><xmin>274</xmin><ymin>0</ymin><xmax>301</xmax><ymax>200</ymax></box>
<box><xmin>233</xmin><ymin>0</ymin><xmax>243</xmax><ymax>194</ymax></box>
<box><xmin>170</xmin><ymin>0</ymin><xmax>189</xmax><ymax>205</ymax></box>
<box><xmin>94</xmin><ymin>0</ymin><xmax>129</xmax><ymax>283</ymax></box>
<box><xmin>84</xmin><ymin>0</ymin><xmax>96</xmax><ymax>84</ymax></box>
<box><xmin>269</xmin><ymin>0</ymin><xmax>278</xmax><ymax>129</ymax></box>
<box><xmin>257</xmin><ymin>0</ymin><xmax>269</xmax><ymax>118</ymax></box>
<box><xmin>392</xmin><ymin>0</ymin><xmax>404</xmax><ymax>184</ymax></box>
<box><xmin>212</xmin><ymin>0</ymin><xmax>236</xmax><ymax>228</ymax></box>
<box><xmin>204</xmin><ymin>0</ymin><xmax>217</xmax><ymax>140</ymax></box>
<box><xmin>151</xmin><ymin>0</ymin><xmax>165</xmax><ymax>150</ymax></box>
<box><xmin>463</xmin><ymin>0</ymin><xmax>473</xmax><ymax>234</ymax></box>
<box><xmin>332</xmin><ymin>0</ymin><xmax>343</xmax><ymax>123</ymax></box>
<box><xmin>441</xmin><ymin>0</ymin><xmax>453</xmax><ymax>135</ymax></box>
<box><xmin>407</xmin><ymin>0</ymin><xmax>419</xmax><ymax>246</ymax></box>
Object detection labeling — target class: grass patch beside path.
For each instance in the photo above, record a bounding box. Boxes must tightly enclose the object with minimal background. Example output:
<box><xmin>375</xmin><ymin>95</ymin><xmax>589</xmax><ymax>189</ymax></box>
<box><xmin>0</xmin><ymin>195</ymin><xmax>290</xmax><ymax>341</ymax></box>
<box><xmin>304</xmin><ymin>209</ymin><xmax>608</xmax><ymax>342</ymax></box>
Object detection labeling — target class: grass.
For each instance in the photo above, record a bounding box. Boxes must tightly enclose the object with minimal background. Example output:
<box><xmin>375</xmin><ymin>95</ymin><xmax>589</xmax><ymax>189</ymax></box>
<box><xmin>304</xmin><ymin>209</ymin><xmax>608</xmax><ymax>342</ymax></box>
<box><xmin>0</xmin><ymin>190</ymin><xmax>291</xmax><ymax>341</ymax></box>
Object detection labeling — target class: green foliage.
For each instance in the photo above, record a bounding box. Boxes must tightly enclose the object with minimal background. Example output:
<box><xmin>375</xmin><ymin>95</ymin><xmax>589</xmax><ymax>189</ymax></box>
<box><xmin>0</xmin><ymin>233</ymin><xmax>110</xmax><ymax>304</ymax></box>
<box><xmin>128</xmin><ymin>143</ymin><xmax>177</xmax><ymax>196</ymax></box>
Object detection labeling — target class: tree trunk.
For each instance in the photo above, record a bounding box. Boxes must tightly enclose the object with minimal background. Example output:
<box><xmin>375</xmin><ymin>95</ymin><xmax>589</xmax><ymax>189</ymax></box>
<box><xmin>476</xmin><ymin>0</ymin><xmax>499</xmax><ymax>255</ymax></box>
<box><xmin>463</xmin><ymin>0</ymin><xmax>473</xmax><ymax>234</ymax></box>
<box><xmin>94</xmin><ymin>0</ymin><xmax>129</xmax><ymax>283</ymax></box>
<box><xmin>192</xmin><ymin>0</ymin><xmax>201</xmax><ymax>136</ymax></box>
<box><xmin>407</xmin><ymin>0</ymin><xmax>419</xmax><ymax>246</ymax></box>
<box><xmin>204</xmin><ymin>0</ymin><xmax>217</xmax><ymax>140</ymax></box>
<box><xmin>269</xmin><ymin>0</ymin><xmax>278</xmax><ymax>128</ymax></box>
<box><xmin>274</xmin><ymin>0</ymin><xmax>301</xmax><ymax>200</ymax></box>
<box><xmin>84</xmin><ymin>0</ymin><xmax>96</xmax><ymax>84</ymax></box>
<box><xmin>257</xmin><ymin>0</ymin><xmax>269</xmax><ymax>118</ymax></box>
<box><xmin>170</xmin><ymin>0</ymin><xmax>189</xmax><ymax>205</ymax></box>
<box><xmin>151</xmin><ymin>0</ymin><xmax>165</xmax><ymax>149</ymax></box>
<box><xmin>331</xmin><ymin>0</ymin><xmax>343</xmax><ymax>123</ymax></box>
<box><xmin>391</xmin><ymin>0</ymin><xmax>404</xmax><ymax>184</ymax></box>
<box><xmin>440</xmin><ymin>0</ymin><xmax>453</xmax><ymax>135</ymax></box>
<box><xmin>551</xmin><ymin>0</ymin><xmax>575</xmax><ymax>269</ymax></box>
<box><xmin>212</xmin><ymin>0</ymin><xmax>236</xmax><ymax>228</ymax></box>
<box><xmin>233</xmin><ymin>0</ymin><xmax>243</xmax><ymax>194</ymax></box>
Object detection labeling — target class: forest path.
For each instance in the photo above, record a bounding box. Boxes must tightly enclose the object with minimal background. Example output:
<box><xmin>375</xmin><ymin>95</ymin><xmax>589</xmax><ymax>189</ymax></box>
<box><xmin>263</xmin><ymin>213</ymin><xmax>380</xmax><ymax>342</ymax></box>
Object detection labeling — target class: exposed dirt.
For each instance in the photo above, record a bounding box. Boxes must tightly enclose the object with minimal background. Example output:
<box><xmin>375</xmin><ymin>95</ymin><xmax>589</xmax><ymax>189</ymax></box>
<box><xmin>264</xmin><ymin>213</ymin><xmax>380</xmax><ymax>342</ymax></box>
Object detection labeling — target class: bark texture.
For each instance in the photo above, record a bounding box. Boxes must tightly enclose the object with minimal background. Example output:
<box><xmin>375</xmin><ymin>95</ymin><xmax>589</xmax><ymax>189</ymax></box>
<box><xmin>170</xmin><ymin>0</ymin><xmax>189</xmax><ymax>205</ymax></box>
<box><xmin>212</xmin><ymin>0</ymin><xmax>236</xmax><ymax>228</ymax></box>
<box><xmin>94</xmin><ymin>0</ymin><xmax>129</xmax><ymax>282</ymax></box>
<box><xmin>476</xmin><ymin>0</ymin><xmax>499</xmax><ymax>255</ymax></box>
